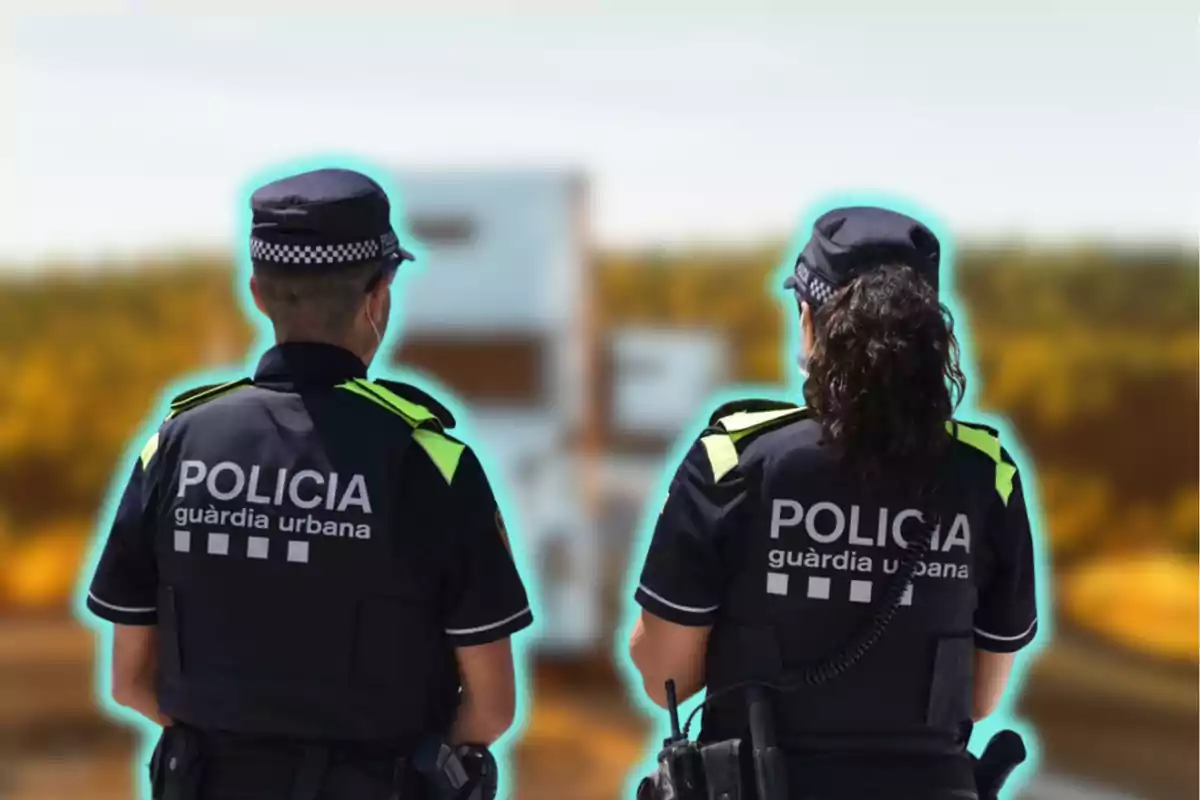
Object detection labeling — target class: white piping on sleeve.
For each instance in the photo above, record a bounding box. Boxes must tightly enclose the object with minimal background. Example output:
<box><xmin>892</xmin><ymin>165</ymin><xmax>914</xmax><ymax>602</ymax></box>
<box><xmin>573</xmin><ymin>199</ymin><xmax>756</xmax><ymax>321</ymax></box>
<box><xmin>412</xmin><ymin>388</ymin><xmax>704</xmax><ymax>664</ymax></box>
<box><xmin>88</xmin><ymin>592</ymin><xmax>156</xmax><ymax>614</ymax></box>
<box><xmin>446</xmin><ymin>606</ymin><xmax>531</xmax><ymax>636</ymax></box>
<box><xmin>637</xmin><ymin>583</ymin><xmax>719</xmax><ymax>614</ymax></box>
<box><xmin>974</xmin><ymin>618</ymin><xmax>1038</xmax><ymax>642</ymax></box>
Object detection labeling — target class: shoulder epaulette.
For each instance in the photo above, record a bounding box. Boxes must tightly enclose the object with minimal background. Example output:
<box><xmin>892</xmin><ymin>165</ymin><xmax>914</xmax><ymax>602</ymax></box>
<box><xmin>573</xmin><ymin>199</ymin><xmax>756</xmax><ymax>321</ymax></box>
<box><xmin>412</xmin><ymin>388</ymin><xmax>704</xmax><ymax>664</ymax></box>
<box><xmin>166</xmin><ymin>378</ymin><xmax>254</xmax><ymax>420</ymax></box>
<box><xmin>372</xmin><ymin>378</ymin><xmax>457</xmax><ymax>429</ymax></box>
<box><xmin>698</xmin><ymin>398</ymin><xmax>808</xmax><ymax>482</ymax></box>
<box><xmin>946</xmin><ymin>419</ymin><xmax>1017</xmax><ymax>506</ymax></box>
<box><xmin>707</xmin><ymin>398</ymin><xmax>800</xmax><ymax>427</ymax></box>
<box><xmin>337</xmin><ymin>378</ymin><xmax>452</xmax><ymax>430</ymax></box>
<box><xmin>707</xmin><ymin>399</ymin><xmax>809</xmax><ymax>440</ymax></box>
<box><xmin>170</xmin><ymin>383</ymin><xmax>224</xmax><ymax>406</ymax></box>
<box><xmin>952</xmin><ymin>419</ymin><xmax>999</xmax><ymax>438</ymax></box>
<box><xmin>336</xmin><ymin>377</ymin><xmax>466</xmax><ymax>484</ymax></box>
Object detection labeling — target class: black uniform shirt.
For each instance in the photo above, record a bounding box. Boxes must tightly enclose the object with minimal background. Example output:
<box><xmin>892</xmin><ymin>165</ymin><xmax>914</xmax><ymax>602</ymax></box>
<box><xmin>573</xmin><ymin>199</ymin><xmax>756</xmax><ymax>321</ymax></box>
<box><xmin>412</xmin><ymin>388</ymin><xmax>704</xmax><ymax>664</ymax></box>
<box><xmin>635</xmin><ymin>409</ymin><xmax>1038</xmax><ymax>673</ymax></box>
<box><xmin>87</xmin><ymin>343</ymin><xmax>533</xmax><ymax>719</ymax></box>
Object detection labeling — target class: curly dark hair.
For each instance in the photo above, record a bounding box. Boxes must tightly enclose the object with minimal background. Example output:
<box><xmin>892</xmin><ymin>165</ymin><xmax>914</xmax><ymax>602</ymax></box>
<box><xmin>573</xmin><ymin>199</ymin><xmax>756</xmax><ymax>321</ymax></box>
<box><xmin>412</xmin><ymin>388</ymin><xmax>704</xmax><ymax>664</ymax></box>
<box><xmin>802</xmin><ymin>264</ymin><xmax>966</xmax><ymax>479</ymax></box>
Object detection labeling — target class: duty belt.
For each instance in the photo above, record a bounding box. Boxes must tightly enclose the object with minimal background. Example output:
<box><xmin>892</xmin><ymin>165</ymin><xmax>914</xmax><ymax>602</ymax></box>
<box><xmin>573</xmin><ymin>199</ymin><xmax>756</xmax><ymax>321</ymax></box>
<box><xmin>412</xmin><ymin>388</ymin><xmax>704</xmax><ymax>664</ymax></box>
<box><xmin>150</xmin><ymin>725</ymin><xmax>423</xmax><ymax>800</ymax></box>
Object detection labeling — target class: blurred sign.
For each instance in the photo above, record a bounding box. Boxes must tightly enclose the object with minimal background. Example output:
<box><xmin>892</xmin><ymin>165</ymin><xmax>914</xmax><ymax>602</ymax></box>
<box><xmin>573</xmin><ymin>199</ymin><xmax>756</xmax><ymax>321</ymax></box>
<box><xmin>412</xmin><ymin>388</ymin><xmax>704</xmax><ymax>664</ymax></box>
<box><xmin>394</xmin><ymin>170</ymin><xmax>587</xmax><ymax>334</ymax></box>
<box><xmin>386</xmin><ymin>168</ymin><xmax>600</xmax><ymax>654</ymax></box>
<box><xmin>609</xmin><ymin>328</ymin><xmax>729</xmax><ymax>435</ymax></box>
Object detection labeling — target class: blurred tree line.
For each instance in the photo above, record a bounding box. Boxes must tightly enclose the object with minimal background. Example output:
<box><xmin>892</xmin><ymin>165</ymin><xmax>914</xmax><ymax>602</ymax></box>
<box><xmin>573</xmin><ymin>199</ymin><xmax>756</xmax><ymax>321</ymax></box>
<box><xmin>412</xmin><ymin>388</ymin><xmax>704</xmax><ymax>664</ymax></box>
<box><xmin>0</xmin><ymin>246</ymin><xmax>1195</xmax><ymax>657</ymax></box>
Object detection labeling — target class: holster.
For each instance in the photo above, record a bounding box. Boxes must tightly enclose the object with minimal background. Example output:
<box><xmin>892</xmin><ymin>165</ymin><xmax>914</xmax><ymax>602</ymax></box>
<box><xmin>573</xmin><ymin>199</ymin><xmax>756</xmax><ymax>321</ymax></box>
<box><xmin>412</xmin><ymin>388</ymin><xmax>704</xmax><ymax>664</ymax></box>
<box><xmin>971</xmin><ymin>730</ymin><xmax>1027</xmax><ymax>800</ymax></box>
<box><xmin>415</xmin><ymin>743</ymin><xmax>498</xmax><ymax>800</ymax></box>
<box><xmin>149</xmin><ymin>726</ymin><xmax>207</xmax><ymax>800</ymax></box>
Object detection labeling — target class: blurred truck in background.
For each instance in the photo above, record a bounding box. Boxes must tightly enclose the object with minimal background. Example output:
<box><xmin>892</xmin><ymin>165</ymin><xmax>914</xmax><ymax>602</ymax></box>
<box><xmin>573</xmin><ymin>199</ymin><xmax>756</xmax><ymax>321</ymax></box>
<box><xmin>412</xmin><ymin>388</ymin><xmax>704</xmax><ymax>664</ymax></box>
<box><xmin>389</xmin><ymin>170</ymin><xmax>739</xmax><ymax>653</ymax></box>
<box><xmin>390</xmin><ymin>169</ymin><xmax>603</xmax><ymax>655</ymax></box>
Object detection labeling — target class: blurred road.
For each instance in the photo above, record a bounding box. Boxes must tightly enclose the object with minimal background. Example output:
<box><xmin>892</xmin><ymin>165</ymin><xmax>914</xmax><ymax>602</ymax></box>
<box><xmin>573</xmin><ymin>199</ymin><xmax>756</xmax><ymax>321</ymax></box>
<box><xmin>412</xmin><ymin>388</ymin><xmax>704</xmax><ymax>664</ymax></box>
<box><xmin>0</xmin><ymin>619</ymin><xmax>1193</xmax><ymax>799</ymax></box>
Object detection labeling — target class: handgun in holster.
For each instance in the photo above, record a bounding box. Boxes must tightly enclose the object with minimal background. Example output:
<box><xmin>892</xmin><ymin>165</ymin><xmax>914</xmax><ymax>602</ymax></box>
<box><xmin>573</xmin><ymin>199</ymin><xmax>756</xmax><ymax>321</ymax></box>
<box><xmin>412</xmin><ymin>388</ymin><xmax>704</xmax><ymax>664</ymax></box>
<box><xmin>972</xmin><ymin>730</ymin><xmax>1027</xmax><ymax>800</ymax></box>
<box><xmin>413</xmin><ymin>740</ymin><xmax>498</xmax><ymax>800</ymax></box>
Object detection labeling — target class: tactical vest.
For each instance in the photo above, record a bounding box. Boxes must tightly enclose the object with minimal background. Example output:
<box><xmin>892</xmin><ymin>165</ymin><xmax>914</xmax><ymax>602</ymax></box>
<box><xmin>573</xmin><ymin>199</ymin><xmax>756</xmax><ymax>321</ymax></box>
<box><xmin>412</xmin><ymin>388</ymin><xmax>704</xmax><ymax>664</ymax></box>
<box><xmin>144</xmin><ymin>376</ymin><xmax>465</xmax><ymax>746</ymax></box>
<box><xmin>696</xmin><ymin>399</ymin><xmax>1016</xmax><ymax>757</ymax></box>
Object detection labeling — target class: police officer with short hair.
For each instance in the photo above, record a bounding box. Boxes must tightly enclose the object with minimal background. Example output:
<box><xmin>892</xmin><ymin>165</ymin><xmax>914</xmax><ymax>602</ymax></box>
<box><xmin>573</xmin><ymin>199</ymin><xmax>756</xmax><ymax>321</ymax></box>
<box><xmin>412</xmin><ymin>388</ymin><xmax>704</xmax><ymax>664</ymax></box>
<box><xmin>629</xmin><ymin>207</ymin><xmax>1038</xmax><ymax>799</ymax></box>
<box><xmin>84</xmin><ymin>168</ymin><xmax>534</xmax><ymax>799</ymax></box>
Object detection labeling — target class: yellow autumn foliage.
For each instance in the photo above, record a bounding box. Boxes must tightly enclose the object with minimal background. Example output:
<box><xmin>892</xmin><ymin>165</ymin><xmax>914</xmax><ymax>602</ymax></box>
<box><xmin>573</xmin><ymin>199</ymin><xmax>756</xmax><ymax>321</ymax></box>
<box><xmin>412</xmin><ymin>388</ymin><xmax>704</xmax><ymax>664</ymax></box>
<box><xmin>1059</xmin><ymin>552</ymin><xmax>1199</xmax><ymax>663</ymax></box>
<box><xmin>2</xmin><ymin>523</ymin><xmax>91</xmax><ymax>612</ymax></box>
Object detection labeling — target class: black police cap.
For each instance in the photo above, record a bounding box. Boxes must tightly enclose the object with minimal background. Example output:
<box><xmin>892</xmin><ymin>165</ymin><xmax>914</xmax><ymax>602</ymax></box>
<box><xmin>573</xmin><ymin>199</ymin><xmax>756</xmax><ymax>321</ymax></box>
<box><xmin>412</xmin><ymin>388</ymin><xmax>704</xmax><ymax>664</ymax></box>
<box><xmin>784</xmin><ymin>206</ymin><xmax>940</xmax><ymax>307</ymax></box>
<box><xmin>249</xmin><ymin>168</ymin><xmax>416</xmax><ymax>271</ymax></box>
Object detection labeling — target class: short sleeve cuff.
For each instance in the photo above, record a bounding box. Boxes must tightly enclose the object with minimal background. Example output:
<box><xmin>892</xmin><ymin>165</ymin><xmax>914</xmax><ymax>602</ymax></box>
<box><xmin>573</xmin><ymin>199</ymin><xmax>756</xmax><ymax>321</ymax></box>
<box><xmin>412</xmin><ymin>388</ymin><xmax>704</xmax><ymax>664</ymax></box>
<box><xmin>635</xmin><ymin>583</ymin><xmax>719</xmax><ymax>627</ymax></box>
<box><xmin>445</xmin><ymin>606</ymin><xmax>534</xmax><ymax>647</ymax></box>
<box><xmin>974</xmin><ymin>618</ymin><xmax>1038</xmax><ymax>653</ymax></box>
<box><xmin>86</xmin><ymin>592</ymin><xmax>158</xmax><ymax>626</ymax></box>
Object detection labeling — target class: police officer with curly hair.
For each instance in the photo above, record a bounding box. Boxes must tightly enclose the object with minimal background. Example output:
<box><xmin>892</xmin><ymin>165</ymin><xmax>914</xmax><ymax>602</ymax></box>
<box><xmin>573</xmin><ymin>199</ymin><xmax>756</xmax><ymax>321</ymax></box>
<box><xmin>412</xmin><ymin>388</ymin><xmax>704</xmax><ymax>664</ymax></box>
<box><xmin>84</xmin><ymin>168</ymin><xmax>534</xmax><ymax>799</ymax></box>
<box><xmin>629</xmin><ymin>207</ymin><xmax>1038</xmax><ymax>799</ymax></box>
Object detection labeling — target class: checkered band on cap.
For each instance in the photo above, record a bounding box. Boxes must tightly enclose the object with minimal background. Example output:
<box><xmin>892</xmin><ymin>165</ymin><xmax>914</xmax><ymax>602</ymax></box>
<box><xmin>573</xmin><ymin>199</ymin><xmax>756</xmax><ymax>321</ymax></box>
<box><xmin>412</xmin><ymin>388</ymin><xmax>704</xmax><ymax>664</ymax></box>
<box><xmin>795</xmin><ymin>260</ymin><xmax>838</xmax><ymax>304</ymax></box>
<box><xmin>250</xmin><ymin>236</ymin><xmax>381</xmax><ymax>266</ymax></box>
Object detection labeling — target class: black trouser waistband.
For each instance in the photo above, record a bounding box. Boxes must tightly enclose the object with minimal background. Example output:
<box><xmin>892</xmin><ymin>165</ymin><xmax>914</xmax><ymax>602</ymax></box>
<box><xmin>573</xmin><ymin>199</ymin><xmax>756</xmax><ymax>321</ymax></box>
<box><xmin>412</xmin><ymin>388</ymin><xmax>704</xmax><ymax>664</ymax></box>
<box><xmin>155</xmin><ymin>725</ymin><xmax>424</xmax><ymax>800</ymax></box>
<box><xmin>782</xmin><ymin>751</ymin><xmax>977</xmax><ymax>800</ymax></box>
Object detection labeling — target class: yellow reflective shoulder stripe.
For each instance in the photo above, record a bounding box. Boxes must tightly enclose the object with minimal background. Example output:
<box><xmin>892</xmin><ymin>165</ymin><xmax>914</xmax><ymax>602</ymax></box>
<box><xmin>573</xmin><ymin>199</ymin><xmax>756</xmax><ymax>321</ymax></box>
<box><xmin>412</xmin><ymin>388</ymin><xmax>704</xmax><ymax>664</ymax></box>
<box><xmin>717</xmin><ymin>407</ymin><xmax>803</xmax><ymax>434</ymax></box>
<box><xmin>338</xmin><ymin>379</ymin><xmax>408</xmax><ymax>419</ymax></box>
<box><xmin>349</xmin><ymin>379</ymin><xmax>439</xmax><ymax>427</ymax></box>
<box><xmin>336</xmin><ymin>379</ymin><xmax>463</xmax><ymax>483</ymax></box>
<box><xmin>718</xmin><ymin>407</ymin><xmax>807</xmax><ymax>444</ymax></box>
<box><xmin>698</xmin><ymin>405</ymin><xmax>807</xmax><ymax>479</ymax></box>
<box><xmin>698</xmin><ymin>413</ymin><xmax>1017</xmax><ymax>505</ymax></box>
<box><xmin>700</xmin><ymin>433</ymin><xmax>739</xmax><ymax>482</ymax></box>
<box><xmin>166</xmin><ymin>380</ymin><xmax>250</xmax><ymax>420</ymax></box>
<box><xmin>139</xmin><ymin>432</ymin><xmax>160</xmax><ymax>469</ymax></box>
<box><xmin>946</xmin><ymin>421</ymin><xmax>1016</xmax><ymax>506</ymax></box>
<box><xmin>948</xmin><ymin>422</ymin><xmax>1001</xmax><ymax>462</ymax></box>
<box><xmin>413</xmin><ymin>429</ymin><xmax>466</xmax><ymax>484</ymax></box>
<box><xmin>996</xmin><ymin>461</ymin><xmax>1017</xmax><ymax>506</ymax></box>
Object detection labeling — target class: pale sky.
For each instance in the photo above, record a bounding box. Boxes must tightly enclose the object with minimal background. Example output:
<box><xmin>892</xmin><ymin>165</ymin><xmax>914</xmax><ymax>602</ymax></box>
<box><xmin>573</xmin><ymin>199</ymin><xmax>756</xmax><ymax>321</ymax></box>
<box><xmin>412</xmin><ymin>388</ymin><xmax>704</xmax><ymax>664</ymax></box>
<box><xmin>1</xmin><ymin>0</ymin><xmax>1195</xmax><ymax>266</ymax></box>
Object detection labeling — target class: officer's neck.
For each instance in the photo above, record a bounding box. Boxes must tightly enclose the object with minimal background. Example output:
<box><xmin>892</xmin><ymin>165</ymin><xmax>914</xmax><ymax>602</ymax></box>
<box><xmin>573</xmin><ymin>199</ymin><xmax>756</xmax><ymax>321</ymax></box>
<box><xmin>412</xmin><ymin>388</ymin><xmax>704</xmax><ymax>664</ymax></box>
<box><xmin>273</xmin><ymin>334</ymin><xmax>373</xmax><ymax>368</ymax></box>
